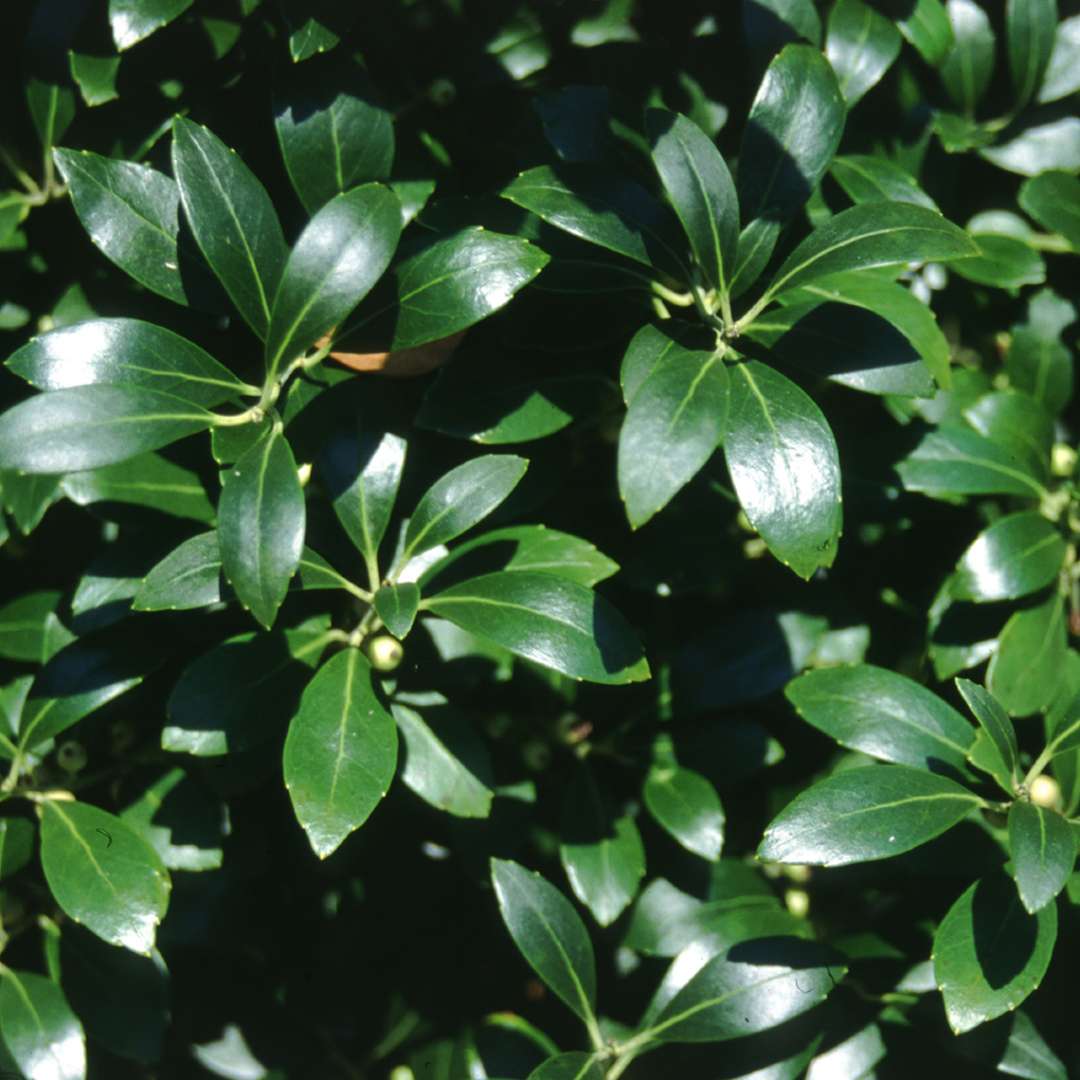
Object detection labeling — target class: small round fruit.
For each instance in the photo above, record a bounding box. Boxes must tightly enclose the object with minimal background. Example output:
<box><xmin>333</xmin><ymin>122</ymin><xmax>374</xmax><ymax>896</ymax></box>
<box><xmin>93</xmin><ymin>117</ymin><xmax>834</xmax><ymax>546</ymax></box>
<box><xmin>368</xmin><ymin>635</ymin><xmax>404</xmax><ymax>672</ymax></box>
<box><xmin>57</xmin><ymin>740</ymin><xmax>88</xmax><ymax>774</ymax></box>
<box><xmin>785</xmin><ymin>888</ymin><xmax>810</xmax><ymax>919</ymax></box>
<box><xmin>1029</xmin><ymin>774</ymin><xmax>1061</xmax><ymax>809</ymax></box>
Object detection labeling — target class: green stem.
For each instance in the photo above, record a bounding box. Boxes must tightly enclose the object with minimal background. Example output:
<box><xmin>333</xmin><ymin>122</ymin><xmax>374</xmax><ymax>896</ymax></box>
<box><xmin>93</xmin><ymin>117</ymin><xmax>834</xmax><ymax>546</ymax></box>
<box><xmin>0</xmin><ymin>145</ymin><xmax>40</xmax><ymax>197</ymax></box>
<box><xmin>650</xmin><ymin>280</ymin><xmax>695</xmax><ymax>307</ymax></box>
<box><xmin>1027</xmin><ymin>232</ymin><xmax>1072</xmax><ymax>254</ymax></box>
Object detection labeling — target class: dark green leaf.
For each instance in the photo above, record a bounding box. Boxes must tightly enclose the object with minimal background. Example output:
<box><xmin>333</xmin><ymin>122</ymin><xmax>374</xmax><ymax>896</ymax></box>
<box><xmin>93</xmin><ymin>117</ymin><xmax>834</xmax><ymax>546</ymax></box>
<box><xmin>765</xmin><ymin>202</ymin><xmax>977</xmax><ymax>301</ymax></box>
<box><xmin>109</xmin><ymin>0</ymin><xmax>193</xmax><ymax>50</ymax></box>
<box><xmin>618</xmin><ymin>334</ymin><xmax>727</xmax><ymax>528</ymax></box>
<box><xmin>264</xmin><ymin>184</ymin><xmax>401</xmax><ymax>380</ymax></box>
<box><xmin>283</xmin><ymin>647</ymin><xmax>398</xmax><ymax>858</ymax></box>
<box><xmin>0</xmin><ymin>968</ymin><xmax>85</xmax><ymax>1080</ymax></box>
<box><xmin>933</xmin><ymin>872</ymin><xmax>1057</xmax><ymax>1034</ymax></box>
<box><xmin>0</xmin><ymin>590</ymin><xmax>67</xmax><ymax>661</ymax></box>
<box><xmin>26</xmin><ymin>79</ymin><xmax>75</xmax><ymax>154</ymax></box>
<box><xmin>133</xmin><ymin>532</ymin><xmax>221</xmax><ymax>611</ymax></box>
<box><xmin>275</xmin><ymin>62</ymin><xmax>394</xmax><ymax>213</ymax></box>
<box><xmin>6</xmin><ymin>318</ymin><xmax>250</xmax><ymax>407</ymax></box>
<box><xmin>172</xmin><ymin>118</ymin><xmax>288</xmax><ymax>339</ymax></box>
<box><xmin>319</xmin><ymin>427</ymin><xmax>406</xmax><ymax>577</ymax></box>
<box><xmin>988</xmin><ymin>591</ymin><xmax>1067</xmax><ymax>717</ymax></box>
<box><xmin>560</xmin><ymin>766</ymin><xmax>645</xmax><ymax>925</ymax></box>
<box><xmin>218</xmin><ymin>426</ymin><xmax>306</xmax><ymax>629</ymax></box>
<box><xmin>724</xmin><ymin>360</ymin><xmax>842</xmax><ymax>579</ymax></box>
<box><xmin>940</xmin><ymin>0</ymin><xmax>996</xmax><ymax>113</ymax></box>
<box><xmin>490</xmin><ymin>858</ymin><xmax>597</xmax><ymax>1023</ymax></box>
<box><xmin>950</xmin><ymin>233</ymin><xmax>1046</xmax><ymax>291</ymax></box>
<box><xmin>888</xmin><ymin>0</ymin><xmax>955</xmax><ymax>64</ymax></box>
<box><xmin>758</xmin><ymin>764</ymin><xmax>982</xmax><ymax>866</ymax></box>
<box><xmin>53</xmin><ymin>149</ymin><xmax>190</xmax><ymax>306</ymax></box>
<box><xmin>1006</xmin><ymin>0</ymin><xmax>1057</xmax><ymax>109</ymax></box>
<box><xmin>825</xmin><ymin>0</ymin><xmax>902</xmax><ymax>107</ymax></box>
<box><xmin>785</xmin><ymin>663</ymin><xmax>975</xmax><ymax>772</ymax></box>
<box><xmin>1008</xmin><ymin>801</ymin><xmax>1075</xmax><ymax>913</ymax></box>
<box><xmin>643</xmin><ymin>766</ymin><xmax>725</xmax><ymax>860</ymax></box>
<box><xmin>350</xmin><ymin>228</ymin><xmax>550</xmax><ymax>351</ymax></box>
<box><xmin>829</xmin><ymin>154</ymin><xmax>937</xmax><ymax>209</ymax></box>
<box><xmin>744</xmin><ymin>0</ymin><xmax>822</xmax><ymax>56</ymax></box>
<box><xmin>1007</xmin><ymin>333</ymin><xmax>1075</xmax><ymax>420</ymax></box>
<box><xmin>60</xmin><ymin>926</ymin><xmax>169</xmax><ymax>1063</ymax></box>
<box><xmin>392</xmin><ymin>701</ymin><xmax>493</xmax><ymax>818</ymax></box>
<box><xmin>954</xmin><ymin>1009</ymin><xmax>1068</xmax><ymax>1080</ymax></box>
<box><xmin>732</xmin><ymin>44</ymin><xmax>845</xmax><ymax>294</ymax></box>
<box><xmin>375</xmin><ymin>583</ymin><xmax>419</xmax><ymax>639</ymax></box>
<box><xmin>404</xmin><ymin>454</ymin><xmax>528</xmax><ymax>560</ymax></box>
<box><xmin>163</xmin><ymin>615</ymin><xmax>332</xmax><ymax>756</ymax></box>
<box><xmin>1018</xmin><ymin>171</ymin><xmax>1080</xmax><ymax>253</ymax></box>
<box><xmin>955</xmin><ymin>679</ymin><xmax>1020</xmax><ymax>792</ymax></box>
<box><xmin>1038</xmin><ymin>14</ymin><xmax>1080</xmax><ymax>103</ymax></box>
<box><xmin>420</xmin><ymin>525</ymin><xmax>618</xmax><ymax>590</ymax></box>
<box><xmin>426</xmin><ymin>572</ymin><xmax>650</xmax><ymax>685</ymax></box>
<box><xmin>646</xmin><ymin>109</ymin><xmax>738</xmax><ymax>294</ymax></box>
<box><xmin>0</xmin><ymin>818</ymin><xmax>35</xmax><ymax>881</ymax></box>
<box><xmin>501</xmin><ymin>165</ymin><xmax>685</xmax><ymax>274</ymax></box>
<box><xmin>68</xmin><ymin>50</ymin><xmax>121</xmax><ymax>107</ymax></box>
<box><xmin>896</xmin><ymin>424</ymin><xmax>1048</xmax><ymax>499</ymax></box>
<box><xmin>120</xmin><ymin>768</ymin><xmax>224</xmax><ymax>871</ymax></box>
<box><xmin>0</xmin><ymin>385</ymin><xmax>214</xmax><ymax>475</ymax></box>
<box><xmin>952</xmin><ymin>512</ymin><xmax>1066</xmax><ymax>603</ymax></box>
<box><xmin>647</xmin><ymin>938</ymin><xmax>845</xmax><ymax>1043</ymax></box>
<box><xmin>527</xmin><ymin>1053</ymin><xmax>604</xmax><ymax>1080</ymax></box>
<box><xmin>39</xmin><ymin>799</ymin><xmax>170</xmax><ymax>954</ymax></box>
<box><xmin>963</xmin><ymin>390</ymin><xmax>1054</xmax><ymax>478</ymax></box>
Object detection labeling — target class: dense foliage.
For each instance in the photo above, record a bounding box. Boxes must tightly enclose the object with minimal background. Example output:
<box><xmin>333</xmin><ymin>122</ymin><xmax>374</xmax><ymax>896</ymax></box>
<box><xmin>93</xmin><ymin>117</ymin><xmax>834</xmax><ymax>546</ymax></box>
<box><xmin>1</xmin><ymin>0</ymin><xmax>1079</xmax><ymax>1076</ymax></box>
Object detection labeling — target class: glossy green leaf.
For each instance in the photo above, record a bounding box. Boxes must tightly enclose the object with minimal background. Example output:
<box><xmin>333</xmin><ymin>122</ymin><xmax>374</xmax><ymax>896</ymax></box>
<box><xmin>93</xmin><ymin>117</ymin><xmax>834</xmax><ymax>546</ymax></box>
<box><xmin>53</xmin><ymin>149</ymin><xmax>190</xmax><ymax>306</ymax></box>
<box><xmin>950</xmin><ymin>233</ymin><xmax>1046</xmax><ymax>291</ymax></box>
<box><xmin>988</xmin><ymin>591</ymin><xmax>1067</xmax><ymax>717</ymax></box>
<box><xmin>320</xmin><ymin>427</ymin><xmax>406</xmax><ymax>576</ymax></box>
<box><xmin>0</xmin><ymin>818</ymin><xmax>35</xmax><ymax>881</ymax></box>
<box><xmin>646</xmin><ymin>109</ymin><xmax>738</xmax><ymax>293</ymax></box>
<box><xmin>404</xmin><ymin>455</ymin><xmax>527</xmax><ymax>560</ymax></box>
<box><xmin>733</xmin><ymin>44</ymin><xmax>845</xmax><ymax>294</ymax></box>
<box><xmin>560</xmin><ymin>767</ymin><xmax>645</xmax><ymax>925</ymax></box>
<box><xmin>420</xmin><ymin>525</ymin><xmax>618</xmax><ymax>590</ymax></box>
<box><xmin>952</xmin><ymin>512</ymin><xmax>1066</xmax><ymax>603</ymax></box>
<box><xmin>897</xmin><ymin>424</ymin><xmax>1048</xmax><ymax>499</ymax></box>
<box><xmin>1018</xmin><ymin>171</ymin><xmax>1080</xmax><ymax>253</ymax></box>
<box><xmin>618</xmin><ymin>333</ymin><xmax>727</xmax><ymax>528</ymax></box>
<box><xmin>758</xmin><ymin>764</ymin><xmax>982</xmax><ymax>866</ymax></box>
<box><xmin>39</xmin><ymin>799</ymin><xmax>170</xmax><ymax>954</ymax></box>
<box><xmin>69</xmin><ymin>50</ymin><xmax>121</xmax><ymax>107</ymax></box>
<box><xmin>766</xmin><ymin>202</ymin><xmax>977</xmax><ymax>301</ymax></box>
<box><xmin>18</xmin><ymin>633</ymin><xmax>155</xmax><ymax>752</ymax></box>
<box><xmin>163</xmin><ymin>616</ymin><xmax>332</xmax><ymax>756</ymax></box>
<box><xmin>934</xmin><ymin>872</ymin><xmax>1057</xmax><ymax>1034</ymax></box>
<box><xmin>6</xmin><ymin>318</ymin><xmax>250</xmax><ymax>407</ymax></box>
<box><xmin>490</xmin><ymin>858</ymin><xmax>597</xmax><ymax>1023</ymax></box>
<box><xmin>0</xmin><ymin>385</ymin><xmax>214</xmax><ymax>475</ymax></box>
<box><xmin>825</xmin><ymin>0</ymin><xmax>902</xmax><ymax>107</ymax></box>
<box><xmin>218</xmin><ymin>426</ymin><xmax>305</xmax><ymax>629</ymax></box>
<box><xmin>829</xmin><ymin>154</ymin><xmax>937</xmax><ymax>209</ymax></box>
<box><xmin>954</xmin><ymin>1008</ymin><xmax>1068</xmax><ymax>1080</ymax></box>
<box><xmin>501</xmin><ymin>165</ymin><xmax>685</xmax><ymax>273</ymax></box>
<box><xmin>283</xmin><ymin>648</ymin><xmax>397</xmax><ymax>858</ymax></box>
<box><xmin>755</xmin><ymin>301</ymin><xmax>934</xmax><ymax>397</ymax></box>
<box><xmin>0</xmin><ymin>968</ymin><xmax>85</xmax><ymax>1080</ymax></box>
<box><xmin>744</xmin><ymin>0</ymin><xmax>822</xmax><ymax>55</ymax></box>
<box><xmin>644</xmin><ymin>766</ymin><xmax>725</xmax><ymax>861</ymax></box>
<box><xmin>109</xmin><ymin>0</ymin><xmax>193</xmax><ymax>49</ymax></box>
<box><xmin>941</xmin><ymin>0</ymin><xmax>996</xmax><ymax>113</ymax></box>
<box><xmin>351</xmin><ymin>228</ymin><xmax>550</xmax><ymax>351</ymax></box>
<box><xmin>888</xmin><ymin>0</ymin><xmax>954</xmax><ymax>64</ymax></box>
<box><xmin>1038</xmin><ymin>14</ymin><xmax>1080</xmax><ymax>103</ymax></box>
<box><xmin>955</xmin><ymin>679</ymin><xmax>1020</xmax><ymax>792</ymax></box>
<box><xmin>980</xmin><ymin>117</ymin><xmax>1080</xmax><ymax>176</ymax></box>
<box><xmin>647</xmin><ymin>938</ymin><xmax>845</xmax><ymax>1043</ymax></box>
<box><xmin>275</xmin><ymin>64</ymin><xmax>393</xmax><ymax>213</ymax></box>
<box><xmin>963</xmin><ymin>391</ymin><xmax>1054</xmax><ymax>478</ymax></box>
<box><xmin>264</xmin><ymin>184</ymin><xmax>401</xmax><ymax>381</ymax></box>
<box><xmin>785</xmin><ymin>664</ymin><xmax>975</xmax><ymax>772</ymax></box>
<box><xmin>133</xmin><ymin>531</ymin><xmax>222</xmax><ymax>611</ymax></box>
<box><xmin>172</xmin><ymin>118</ymin><xmax>288</xmax><ymax>339</ymax></box>
<box><xmin>426</xmin><ymin>572</ymin><xmax>650</xmax><ymax>685</ymax></box>
<box><xmin>392</xmin><ymin>702</ymin><xmax>493</xmax><ymax>818</ymax></box>
<box><xmin>787</xmin><ymin>272</ymin><xmax>951</xmax><ymax>387</ymax></box>
<box><xmin>724</xmin><ymin>360</ymin><xmax>842</xmax><ymax>580</ymax></box>
<box><xmin>61</xmin><ymin>451</ymin><xmax>213</xmax><ymax>523</ymax></box>
<box><xmin>1</xmin><ymin>471</ymin><xmax>62</xmax><ymax>535</ymax></box>
<box><xmin>0</xmin><ymin>590</ymin><xmax>66</xmax><ymax>661</ymax></box>
<box><xmin>375</xmin><ymin>583</ymin><xmax>419</xmax><ymax>639</ymax></box>
<box><xmin>527</xmin><ymin>1053</ymin><xmax>604</xmax><ymax>1080</ymax></box>
<box><xmin>1008</xmin><ymin>801</ymin><xmax>1075</xmax><ymax>914</ymax></box>
<box><xmin>1007</xmin><ymin>334</ymin><xmax>1075</xmax><ymax>420</ymax></box>
<box><xmin>1007</xmin><ymin>0</ymin><xmax>1057</xmax><ymax>108</ymax></box>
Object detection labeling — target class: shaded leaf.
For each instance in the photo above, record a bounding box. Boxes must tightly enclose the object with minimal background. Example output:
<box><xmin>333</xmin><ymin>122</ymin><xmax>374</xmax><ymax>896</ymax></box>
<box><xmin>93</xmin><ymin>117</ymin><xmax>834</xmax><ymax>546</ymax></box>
<box><xmin>1008</xmin><ymin>801</ymin><xmax>1075</xmax><ymax>914</ymax></box>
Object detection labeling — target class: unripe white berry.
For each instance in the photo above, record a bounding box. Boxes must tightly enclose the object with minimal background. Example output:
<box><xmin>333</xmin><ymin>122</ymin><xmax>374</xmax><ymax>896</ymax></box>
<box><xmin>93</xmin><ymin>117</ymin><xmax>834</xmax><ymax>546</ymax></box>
<box><xmin>367</xmin><ymin>635</ymin><xmax>404</xmax><ymax>671</ymax></box>
<box><xmin>57</xmin><ymin>740</ymin><xmax>88</xmax><ymax>774</ymax></box>
<box><xmin>1029</xmin><ymin>774</ymin><xmax>1062</xmax><ymax>809</ymax></box>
